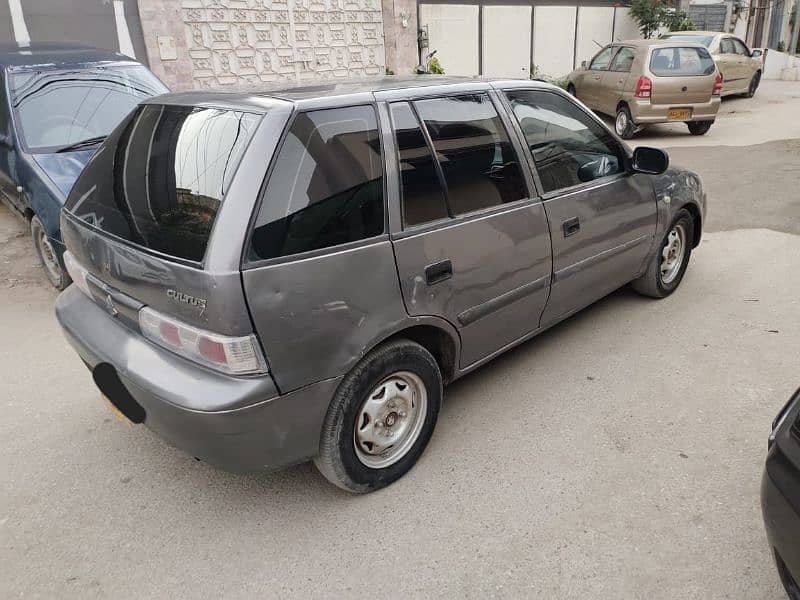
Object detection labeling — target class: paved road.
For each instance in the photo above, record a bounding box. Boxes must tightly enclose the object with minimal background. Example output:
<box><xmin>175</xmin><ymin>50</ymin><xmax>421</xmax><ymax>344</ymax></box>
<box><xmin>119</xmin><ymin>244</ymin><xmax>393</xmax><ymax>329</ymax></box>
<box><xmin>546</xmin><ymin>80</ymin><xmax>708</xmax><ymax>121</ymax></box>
<box><xmin>1</xmin><ymin>80</ymin><xmax>799</xmax><ymax>599</ymax></box>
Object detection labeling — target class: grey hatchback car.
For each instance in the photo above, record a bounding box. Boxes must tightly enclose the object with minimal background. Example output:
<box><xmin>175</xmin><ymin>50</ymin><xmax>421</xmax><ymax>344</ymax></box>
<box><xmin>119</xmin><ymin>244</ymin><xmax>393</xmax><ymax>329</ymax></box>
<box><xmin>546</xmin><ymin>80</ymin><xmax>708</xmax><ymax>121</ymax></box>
<box><xmin>56</xmin><ymin>77</ymin><xmax>706</xmax><ymax>492</ymax></box>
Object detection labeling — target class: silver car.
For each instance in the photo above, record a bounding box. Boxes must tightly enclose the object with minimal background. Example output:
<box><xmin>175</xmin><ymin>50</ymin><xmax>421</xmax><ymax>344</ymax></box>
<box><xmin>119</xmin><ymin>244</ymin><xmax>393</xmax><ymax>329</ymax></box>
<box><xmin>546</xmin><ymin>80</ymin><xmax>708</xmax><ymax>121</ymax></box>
<box><xmin>55</xmin><ymin>78</ymin><xmax>707</xmax><ymax>492</ymax></box>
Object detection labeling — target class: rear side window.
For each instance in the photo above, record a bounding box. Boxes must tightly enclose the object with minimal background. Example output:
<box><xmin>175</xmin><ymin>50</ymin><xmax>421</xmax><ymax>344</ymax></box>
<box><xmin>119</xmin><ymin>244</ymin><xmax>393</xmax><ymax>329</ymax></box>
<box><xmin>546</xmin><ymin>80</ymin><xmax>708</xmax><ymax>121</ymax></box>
<box><xmin>650</xmin><ymin>47</ymin><xmax>715</xmax><ymax>76</ymax></box>
<box><xmin>414</xmin><ymin>94</ymin><xmax>527</xmax><ymax>216</ymax></box>
<box><xmin>248</xmin><ymin>106</ymin><xmax>384</xmax><ymax>261</ymax></box>
<box><xmin>390</xmin><ymin>102</ymin><xmax>448</xmax><ymax>228</ymax></box>
<box><xmin>67</xmin><ymin>105</ymin><xmax>260</xmax><ymax>262</ymax></box>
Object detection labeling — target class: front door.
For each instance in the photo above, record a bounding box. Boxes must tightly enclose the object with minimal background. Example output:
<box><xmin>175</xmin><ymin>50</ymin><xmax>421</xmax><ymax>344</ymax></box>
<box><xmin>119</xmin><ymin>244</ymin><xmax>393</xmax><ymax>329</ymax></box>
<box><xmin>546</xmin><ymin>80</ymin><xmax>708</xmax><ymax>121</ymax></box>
<box><xmin>385</xmin><ymin>92</ymin><xmax>552</xmax><ymax>368</ymax></box>
<box><xmin>503</xmin><ymin>88</ymin><xmax>657</xmax><ymax>324</ymax></box>
<box><xmin>718</xmin><ymin>37</ymin><xmax>746</xmax><ymax>93</ymax></box>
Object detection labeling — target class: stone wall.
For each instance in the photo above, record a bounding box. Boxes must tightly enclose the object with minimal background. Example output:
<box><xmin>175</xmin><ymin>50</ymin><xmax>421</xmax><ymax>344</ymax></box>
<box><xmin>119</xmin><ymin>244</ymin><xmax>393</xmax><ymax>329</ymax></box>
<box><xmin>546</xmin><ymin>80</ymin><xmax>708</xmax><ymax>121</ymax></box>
<box><xmin>139</xmin><ymin>0</ymin><xmax>388</xmax><ymax>90</ymax></box>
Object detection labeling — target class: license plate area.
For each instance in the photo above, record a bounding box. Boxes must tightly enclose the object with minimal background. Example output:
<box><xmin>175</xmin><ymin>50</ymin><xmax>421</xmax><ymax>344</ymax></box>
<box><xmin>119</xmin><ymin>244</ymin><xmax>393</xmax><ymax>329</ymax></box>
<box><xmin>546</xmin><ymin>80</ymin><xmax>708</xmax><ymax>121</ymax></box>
<box><xmin>92</xmin><ymin>363</ymin><xmax>146</xmax><ymax>423</ymax></box>
<box><xmin>667</xmin><ymin>108</ymin><xmax>691</xmax><ymax>120</ymax></box>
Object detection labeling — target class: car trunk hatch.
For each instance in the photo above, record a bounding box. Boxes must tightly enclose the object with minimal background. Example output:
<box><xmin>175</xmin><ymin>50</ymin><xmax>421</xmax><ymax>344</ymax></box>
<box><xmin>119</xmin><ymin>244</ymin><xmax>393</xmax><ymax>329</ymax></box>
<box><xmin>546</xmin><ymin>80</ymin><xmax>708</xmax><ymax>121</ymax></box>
<box><xmin>649</xmin><ymin>46</ymin><xmax>717</xmax><ymax>105</ymax></box>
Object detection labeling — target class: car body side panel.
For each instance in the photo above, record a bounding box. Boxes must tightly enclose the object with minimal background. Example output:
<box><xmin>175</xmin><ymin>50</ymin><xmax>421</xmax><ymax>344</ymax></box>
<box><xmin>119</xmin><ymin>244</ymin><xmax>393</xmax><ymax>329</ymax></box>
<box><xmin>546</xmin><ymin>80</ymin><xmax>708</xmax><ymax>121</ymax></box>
<box><xmin>242</xmin><ymin>239</ymin><xmax>413</xmax><ymax>393</ymax></box>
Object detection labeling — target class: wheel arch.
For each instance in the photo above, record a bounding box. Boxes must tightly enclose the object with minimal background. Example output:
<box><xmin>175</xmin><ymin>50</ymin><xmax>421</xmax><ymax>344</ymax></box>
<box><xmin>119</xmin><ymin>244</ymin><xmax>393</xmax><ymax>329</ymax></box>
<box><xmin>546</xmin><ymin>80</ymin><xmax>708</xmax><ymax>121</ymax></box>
<box><xmin>680</xmin><ymin>202</ymin><xmax>703</xmax><ymax>248</ymax></box>
<box><xmin>376</xmin><ymin>321</ymin><xmax>460</xmax><ymax>385</ymax></box>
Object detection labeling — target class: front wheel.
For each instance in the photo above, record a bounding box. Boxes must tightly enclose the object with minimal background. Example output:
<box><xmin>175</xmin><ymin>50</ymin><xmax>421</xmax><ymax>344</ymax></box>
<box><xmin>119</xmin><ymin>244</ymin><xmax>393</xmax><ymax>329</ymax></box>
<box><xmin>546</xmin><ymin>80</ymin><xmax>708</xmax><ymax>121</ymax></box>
<box><xmin>746</xmin><ymin>72</ymin><xmax>761</xmax><ymax>98</ymax></box>
<box><xmin>631</xmin><ymin>209</ymin><xmax>694</xmax><ymax>298</ymax></box>
<box><xmin>31</xmin><ymin>215</ymin><xmax>70</xmax><ymax>290</ymax></box>
<box><xmin>687</xmin><ymin>121</ymin><xmax>713</xmax><ymax>136</ymax></box>
<box><xmin>615</xmin><ymin>105</ymin><xmax>636</xmax><ymax>139</ymax></box>
<box><xmin>314</xmin><ymin>339</ymin><xmax>442</xmax><ymax>493</ymax></box>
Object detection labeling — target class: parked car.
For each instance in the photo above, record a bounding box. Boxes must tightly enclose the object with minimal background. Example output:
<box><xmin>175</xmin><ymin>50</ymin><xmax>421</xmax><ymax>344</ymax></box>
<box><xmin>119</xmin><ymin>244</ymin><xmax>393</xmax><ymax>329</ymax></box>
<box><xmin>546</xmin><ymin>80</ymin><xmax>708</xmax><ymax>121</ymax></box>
<box><xmin>55</xmin><ymin>78</ymin><xmax>706</xmax><ymax>492</ymax></box>
<box><xmin>660</xmin><ymin>31</ymin><xmax>763</xmax><ymax>97</ymax></box>
<box><xmin>763</xmin><ymin>387</ymin><xmax>800</xmax><ymax>599</ymax></box>
<box><xmin>0</xmin><ymin>43</ymin><xmax>168</xmax><ymax>289</ymax></box>
<box><xmin>566</xmin><ymin>39</ymin><xmax>722</xmax><ymax>139</ymax></box>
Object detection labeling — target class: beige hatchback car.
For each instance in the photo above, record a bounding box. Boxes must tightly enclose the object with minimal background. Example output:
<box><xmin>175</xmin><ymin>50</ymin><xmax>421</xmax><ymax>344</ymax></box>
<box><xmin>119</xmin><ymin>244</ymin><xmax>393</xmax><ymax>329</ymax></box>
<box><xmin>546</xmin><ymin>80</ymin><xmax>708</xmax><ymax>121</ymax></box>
<box><xmin>567</xmin><ymin>39</ymin><xmax>722</xmax><ymax>139</ymax></box>
<box><xmin>661</xmin><ymin>31</ymin><xmax>763</xmax><ymax>97</ymax></box>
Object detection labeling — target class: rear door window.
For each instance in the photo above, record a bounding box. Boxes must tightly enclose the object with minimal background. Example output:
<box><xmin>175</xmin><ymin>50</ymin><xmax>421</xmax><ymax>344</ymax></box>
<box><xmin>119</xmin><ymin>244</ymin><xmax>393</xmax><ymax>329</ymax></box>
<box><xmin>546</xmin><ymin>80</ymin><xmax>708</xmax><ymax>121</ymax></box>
<box><xmin>390</xmin><ymin>102</ymin><xmax>449</xmax><ymax>228</ymax></box>
<box><xmin>732</xmin><ymin>38</ymin><xmax>749</xmax><ymax>55</ymax></box>
<box><xmin>413</xmin><ymin>94</ymin><xmax>527</xmax><ymax>216</ymax></box>
<box><xmin>720</xmin><ymin>38</ymin><xmax>736</xmax><ymax>54</ymax></box>
<box><xmin>66</xmin><ymin>105</ymin><xmax>260</xmax><ymax>262</ymax></box>
<box><xmin>610</xmin><ymin>47</ymin><xmax>636</xmax><ymax>72</ymax></box>
<box><xmin>505</xmin><ymin>90</ymin><xmax>625</xmax><ymax>194</ymax></box>
<box><xmin>248</xmin><ymin>105</ymin><xmax>384</xmax><ymax>261</ymax></box>
<box><xmin>650</xmin><ymin>47</ymin><xmax>716</xmax><ymax>76</ymax></box>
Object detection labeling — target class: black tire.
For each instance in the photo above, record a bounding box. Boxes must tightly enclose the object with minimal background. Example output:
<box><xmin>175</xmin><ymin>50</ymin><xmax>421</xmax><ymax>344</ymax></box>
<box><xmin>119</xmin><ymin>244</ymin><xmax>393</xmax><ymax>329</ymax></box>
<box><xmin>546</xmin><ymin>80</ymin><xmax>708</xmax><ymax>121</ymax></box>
<box><xmin>30</xmin><ymin>215</ymin><xmax>70</xmax><ymax>290</ymax></box>
<box><xmin>631</xmin><ymin>209</ymin><xmax>695</xmax><ymax>298</ymax></box>
<box><xmin>314</xmin><ymin>339</ymin><xmax>442</xmax><ymax>493</ymax></box>
<box><xmin>615</xmin><ymin>105</ymin><xmax>636</xmax><ymax>139</ymax></box>
<box><xmin>777</xmin><ymin>552</ymin><xmax>800</xmax><ymax>600</ymax></box>
<box><xmin>566</xmin><ymin>84</ymin><xmax>577</xmax><ymax>97</ymax></box>
<box><xmin>746</xmin><ymin>71</ymin><xmax>761</xmax><ymax>98</ymax></box>
<box><xmin>687</xmin><ymin>121</ymin><xmax>713</xmax><ymax>136</ymax></box>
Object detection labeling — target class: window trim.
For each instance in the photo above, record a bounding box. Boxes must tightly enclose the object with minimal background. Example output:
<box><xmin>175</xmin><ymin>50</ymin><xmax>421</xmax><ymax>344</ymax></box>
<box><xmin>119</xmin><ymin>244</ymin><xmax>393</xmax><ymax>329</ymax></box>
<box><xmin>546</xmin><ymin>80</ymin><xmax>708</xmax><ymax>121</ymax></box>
<box><xmin>500</xmin><ymin>87</ymin><xmax>633</xmax><ymax>200</ymax></box>
<box><xmin>242</xmin><ymin>102</ymin><xmax>389</xmax><ymax>270</ymax></box>
<box><xmin>648</xmin><ymin>46</ymin><xmax>716</xmax><ymax>78</ymax></box>
<box><xmin>401</xmin><ymin>91</ymin><xmax>534</xmax><ymax>231</ymax></box>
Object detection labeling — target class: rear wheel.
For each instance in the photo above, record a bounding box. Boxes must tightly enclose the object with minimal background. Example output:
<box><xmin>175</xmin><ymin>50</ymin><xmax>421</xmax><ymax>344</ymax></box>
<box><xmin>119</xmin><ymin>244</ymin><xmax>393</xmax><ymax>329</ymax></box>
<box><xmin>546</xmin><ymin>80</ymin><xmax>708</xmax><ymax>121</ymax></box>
<box><xmin>615</xmin><ymin>105</ymin><xmax>636</xmax><ymax>139</ymax></box>
<box><xmin>314</xmin><ymin>339</ymin><xmax>442</xmax><ymax>493</ymax></box>
<box><xmin>746</xmin><ymin>71</ymin><xmax>761</xmax><ymax>98</ymax></box>
<box><xmin>687</xmin><ymin>121</ymin><xmax>713</xmax><ymax>136</ymax></box>
<box><xmin>631</xmin><ymin>209</ymin><xmax>694</xmax><ymax>298</ymax></box>
<box><xmin>31</xmin><ymin>215</ymin><xmax>70</xmax><ymax>290</ymax></box>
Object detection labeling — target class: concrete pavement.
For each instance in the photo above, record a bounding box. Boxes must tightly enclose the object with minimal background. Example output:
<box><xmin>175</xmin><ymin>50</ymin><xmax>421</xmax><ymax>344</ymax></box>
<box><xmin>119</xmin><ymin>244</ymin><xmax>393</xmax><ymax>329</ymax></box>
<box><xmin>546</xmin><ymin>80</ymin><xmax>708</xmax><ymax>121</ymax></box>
<box><xmin>1</xmin><ymin>79</ymin><xmax>799</xmax><ymax>599</ymax></box>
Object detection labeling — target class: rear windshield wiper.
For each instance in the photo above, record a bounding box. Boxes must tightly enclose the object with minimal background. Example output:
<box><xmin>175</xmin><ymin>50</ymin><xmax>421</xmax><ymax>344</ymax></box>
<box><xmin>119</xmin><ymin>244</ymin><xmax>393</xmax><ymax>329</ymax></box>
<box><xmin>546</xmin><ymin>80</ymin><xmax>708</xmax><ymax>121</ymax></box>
<box><xmin>56</xmin><ymin>135</ymin><xmax>107</xmax><ymax>153</ymax></box>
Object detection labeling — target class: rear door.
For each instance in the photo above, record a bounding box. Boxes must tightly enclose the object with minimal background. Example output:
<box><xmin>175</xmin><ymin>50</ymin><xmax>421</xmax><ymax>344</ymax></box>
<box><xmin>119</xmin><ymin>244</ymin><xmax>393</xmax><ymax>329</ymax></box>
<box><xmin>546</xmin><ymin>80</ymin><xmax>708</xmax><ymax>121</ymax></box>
<box><xmin>598</xmin><ymin>46</ymin><xmax>636</xmax><ymax>116</ymax></box>
<box><xmin>0</xmin><ymin>70</ymin><xmax>21</xmax><ymax>212</ymax></box>
<box><xmin>581</xmin><ymin>46</ymin><xmax>618</xmax><ymax>110</ymax></box>
<box><xmin>383</xmin><ymin>90</ymin><xmax>552</xmax><ymax>369</ymax></box>
<box><xmin>502</xmin><ymin>87</ymin><xmax>657</xmax><ymax>324</ymax></box>
<box><xmin>648</xmin><ymin>46</ymin><xmax>717</xmax><ymax>106</ymax></box>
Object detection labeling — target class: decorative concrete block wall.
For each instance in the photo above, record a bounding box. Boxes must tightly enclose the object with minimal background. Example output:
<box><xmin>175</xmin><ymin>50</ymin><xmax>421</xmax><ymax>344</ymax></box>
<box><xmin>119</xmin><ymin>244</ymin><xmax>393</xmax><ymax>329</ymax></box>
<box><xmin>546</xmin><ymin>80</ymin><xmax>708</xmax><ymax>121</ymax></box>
<box><xmin>140</xmin><ymin>0</ymin><xmax>387</xmax><ymax>90</ymax></box>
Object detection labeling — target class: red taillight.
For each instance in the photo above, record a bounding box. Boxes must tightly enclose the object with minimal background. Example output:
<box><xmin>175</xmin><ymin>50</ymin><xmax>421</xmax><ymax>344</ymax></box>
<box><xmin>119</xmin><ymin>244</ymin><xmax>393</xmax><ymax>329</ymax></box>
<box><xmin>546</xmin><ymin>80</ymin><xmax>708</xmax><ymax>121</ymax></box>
<box><xmin>712</xmin><ymin>73</ymin><xmax>723</xmax><ymax>96</ymax></box>
<box><xmin>159</xmin><ymin>321</ymin><xmax>181</xmax><ymax>346</ymax></box>
<box><xmin>198</xmin><ymin>337</ymin><xmax>227</xmax><ymax>364</ymax></box>
<box><xmin>634</xmin><ymin>75</ymin><xmax>652</xmax><ymax>99</ymax></box>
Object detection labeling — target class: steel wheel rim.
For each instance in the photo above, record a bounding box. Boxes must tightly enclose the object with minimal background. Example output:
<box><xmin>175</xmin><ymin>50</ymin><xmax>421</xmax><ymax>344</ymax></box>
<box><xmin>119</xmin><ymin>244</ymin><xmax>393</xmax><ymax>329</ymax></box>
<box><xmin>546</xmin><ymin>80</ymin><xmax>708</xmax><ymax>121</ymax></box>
<box><xmin>616</xmin><ymin>111</ymin><xmax>627</xmax><ymax>135</ymax></box>
<box><xmin>36</xmin><ymin>229</ymin><xmax>62</xmax><ymax>283</ymax></box>
<box><xmin>660</xmin><ymin>223</ymin><xmax>686</xmax><ymax>284</ymax></box>
<box><xmin>354</xmin><ymin>371</ymin><xmax>428</xmax><ymax>469</ymax></box>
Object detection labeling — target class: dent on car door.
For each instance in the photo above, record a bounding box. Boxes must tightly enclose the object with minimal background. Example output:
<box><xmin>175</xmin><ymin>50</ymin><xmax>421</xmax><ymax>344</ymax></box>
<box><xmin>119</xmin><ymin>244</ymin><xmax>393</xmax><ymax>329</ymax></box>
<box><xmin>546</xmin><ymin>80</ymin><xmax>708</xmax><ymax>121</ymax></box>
<box><xmin>387</xmin><ymin>93</ymin><xmax>552</xmax><ymax>368</ymax></box>
<box><xmin>503</xmin><ymin>89</ymin><xmax>657</xmax><ymax>323</ymax></box>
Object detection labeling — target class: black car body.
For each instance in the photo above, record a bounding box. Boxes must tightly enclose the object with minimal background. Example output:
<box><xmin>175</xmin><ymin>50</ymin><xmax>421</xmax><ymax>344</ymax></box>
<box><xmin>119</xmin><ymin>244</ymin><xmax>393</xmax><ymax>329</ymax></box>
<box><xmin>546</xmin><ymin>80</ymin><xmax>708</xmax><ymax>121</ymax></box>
<box><xmin>0</xmin><ymin>42</ymin><xmax>167</xmax><ymax>288</ymax></box>
<box><xmin>763</xmin><ymin>387</ymin><xmax>800</xmax><ymax>599</ymax></box>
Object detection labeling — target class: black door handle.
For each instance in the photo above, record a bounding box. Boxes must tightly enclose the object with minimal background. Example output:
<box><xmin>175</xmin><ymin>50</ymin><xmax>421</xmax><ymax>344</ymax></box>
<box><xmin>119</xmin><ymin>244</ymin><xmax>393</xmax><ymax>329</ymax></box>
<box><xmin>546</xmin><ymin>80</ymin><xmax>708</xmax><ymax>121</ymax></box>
<box><xmin>425</xmin><ymin>259</ymin><xmax>452</xmax><ymax>285</ymax></box>
<box><xmin>562</xmin><ymin>217</ymin><xmax>580</xmax><ymax>237</ymax></box>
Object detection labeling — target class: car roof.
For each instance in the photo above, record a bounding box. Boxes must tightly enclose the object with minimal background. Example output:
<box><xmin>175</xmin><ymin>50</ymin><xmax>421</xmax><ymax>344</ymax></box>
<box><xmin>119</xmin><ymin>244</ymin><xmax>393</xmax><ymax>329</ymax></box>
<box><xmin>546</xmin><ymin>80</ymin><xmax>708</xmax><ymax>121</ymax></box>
<box><xmin>0</xmin><ymin>42</ymin><xmax>136</xmax><ymax>68</ymax></box>
<box><xmin>613</xmin><ymin>38</ymin><xmax>709</xmax><ymax>48</ymax></box>
<box><xmin>662</xmin><ymin>31</ymin><xmax>723</xmax><ymax>37</ymax></box>
<box><xmin>144</xmin><ymin>76</ymin><xmax>559</xmax><ymax>111</ymax></box>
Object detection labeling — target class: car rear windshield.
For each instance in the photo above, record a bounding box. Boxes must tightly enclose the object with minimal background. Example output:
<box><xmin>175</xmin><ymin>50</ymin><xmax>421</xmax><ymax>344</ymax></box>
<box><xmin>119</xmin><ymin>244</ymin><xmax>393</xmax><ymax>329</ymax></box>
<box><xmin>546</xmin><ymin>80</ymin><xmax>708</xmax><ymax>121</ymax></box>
<box><xmin>660</xmin><ymin>34</ymin><xmax>714</xmax><ymax>47</ymax></box>
<box><xmin>66</xmin><ymin>104</ymin><xmax>261</xmax><ymax>263</ymax></box>
<box><xmin>650</xmin><ymin>47</ymin><xmax>716</xmax><ymax>77</ymax></box>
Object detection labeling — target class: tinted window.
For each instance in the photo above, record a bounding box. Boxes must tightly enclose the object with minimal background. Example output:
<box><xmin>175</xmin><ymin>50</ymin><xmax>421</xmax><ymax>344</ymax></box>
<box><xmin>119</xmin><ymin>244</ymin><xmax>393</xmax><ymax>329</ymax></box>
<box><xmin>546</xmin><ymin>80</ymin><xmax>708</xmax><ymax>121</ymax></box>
<box><xmin>650</xmin><ymin>47</ymin><xmax>716</xmax><ymax>76</ymax></box>
<box><xmin>390</xmin><ymin>102</ymin><xmax>448</xmax><ymax>227</ymax></box>
<box><xmin>732</xmin><ymin>38</ymin><xmax>749</xmax><ymax>55</ymax></box>
<box><xmin>661</xmin><ymin>34</ymin><xmax>714</xmax><ymax>47</ymax></box>
<box><xmin>610</xmin><ymin>47</ymin><xmax>636</xmax><ymax>72</ymax></box>
<box><xmin>589</xmin><ymin>46</ymin><xmax>616</xmax><ymax>71</ymax></box>
<box><xmin>249</xmin><ymin>106</ymin><xmax>384</xmax><ymax>261</ymax></box>
<box><xmin>67</xmin><ymin>105</ymin><xmax>260</xmax><ymax>262</ymax></box>
<box><xmin>9</xmin><ymin>65</ymin><xmax>167</xmax><ymax>152</ymax></box>
<box><xmin>414</xmin><ymin>94</ymin><xmax>527</xmax><ymax>216</ymax></box>
<box><xmin>505</xmin><ymin>90</ymin><xmax>625</xmax><ymax>194</ymax></box>
<box><xmin>720</xmin><ymin>38</ymin><xmax>736</xmax><ymax>54</ymax></box>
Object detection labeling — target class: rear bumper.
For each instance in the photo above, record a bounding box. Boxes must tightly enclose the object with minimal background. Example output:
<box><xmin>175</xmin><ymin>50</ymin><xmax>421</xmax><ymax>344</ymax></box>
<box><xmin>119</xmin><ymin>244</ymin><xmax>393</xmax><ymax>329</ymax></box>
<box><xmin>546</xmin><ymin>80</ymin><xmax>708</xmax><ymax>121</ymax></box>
<box><xmin>762</xmin><ymin>443</ymin><xmax>800</xmax><ymax>591</ymax></box>
<box><xmin>630</xmin><ymin>97</ymin><xmax>721</xmax><ymax>124</ymax></box>
<box><xmin>55</xmin><ymin>285</ymin><xmax>339</xmax><ymax>472</ymax></box>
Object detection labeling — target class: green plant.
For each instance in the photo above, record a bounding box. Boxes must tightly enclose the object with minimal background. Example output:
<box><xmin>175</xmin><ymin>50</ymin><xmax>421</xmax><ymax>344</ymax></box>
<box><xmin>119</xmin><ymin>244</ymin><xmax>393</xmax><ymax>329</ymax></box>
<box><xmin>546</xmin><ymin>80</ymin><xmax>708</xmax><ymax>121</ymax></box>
<box><xmin>629</xmin><ymin>0</ymin><xmax>695</xmax><ymax>38</ymax></box>
<box><xmin>529</xmin><ymin>64</ymin><xmax>569</xmax><ymax>89</ymax></box>
<box><xmin>428</xmin><ymin>56</ymin><xmax>445</xmax><ymax>74</ymax></box>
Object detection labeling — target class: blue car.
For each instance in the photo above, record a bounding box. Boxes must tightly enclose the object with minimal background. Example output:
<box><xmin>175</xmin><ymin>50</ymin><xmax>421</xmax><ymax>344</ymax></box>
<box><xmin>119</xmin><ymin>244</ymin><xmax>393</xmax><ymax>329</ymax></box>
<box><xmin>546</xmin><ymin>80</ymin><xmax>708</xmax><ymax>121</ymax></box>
<box><xmin>0</xmin><ymin>43</ymin><xmax>167</xmax><ymax>288</ymax></box>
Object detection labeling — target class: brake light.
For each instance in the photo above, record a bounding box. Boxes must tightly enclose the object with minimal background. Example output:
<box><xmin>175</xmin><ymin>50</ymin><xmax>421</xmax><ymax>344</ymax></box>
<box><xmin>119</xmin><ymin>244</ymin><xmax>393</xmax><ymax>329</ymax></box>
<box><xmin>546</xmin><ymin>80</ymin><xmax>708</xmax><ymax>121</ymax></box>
<box><xmin>139</xmin><ymin>307</ymin><xmax>267</xmax><ymax>375</ymax></box>
<box><xmin>63</xmin><ymin>251</ymin><xmax>91</xmax><ymax>297</ymax></box>
<box><xmin>712</xmin><ymin>72</ymin><xmax>723</xmax><ymax>96</ymax></box>
<box><xmin>634</xmin><ymin>76</ymin><xmax>652</xmax><ymax>98</ymax></box>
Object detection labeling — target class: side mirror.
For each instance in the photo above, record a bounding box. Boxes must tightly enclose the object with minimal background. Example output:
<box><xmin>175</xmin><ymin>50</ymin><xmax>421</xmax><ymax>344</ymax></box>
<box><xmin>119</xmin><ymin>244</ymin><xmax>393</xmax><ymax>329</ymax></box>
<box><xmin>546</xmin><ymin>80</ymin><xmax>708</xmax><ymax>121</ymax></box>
<box><xmin>751</xmin><ymin>49</ymin><xmax>763</xmax><ymax>58</ymax></box>
<box><xmin>631</xmin><ymin>146</ymin><xmax>669</xmax><ymax>175</ymax></box>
